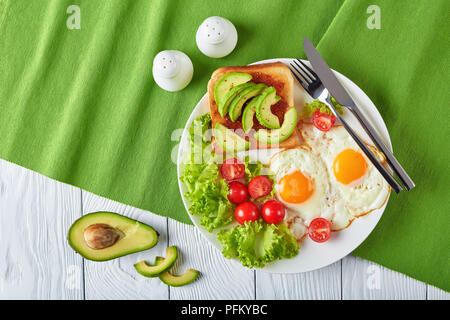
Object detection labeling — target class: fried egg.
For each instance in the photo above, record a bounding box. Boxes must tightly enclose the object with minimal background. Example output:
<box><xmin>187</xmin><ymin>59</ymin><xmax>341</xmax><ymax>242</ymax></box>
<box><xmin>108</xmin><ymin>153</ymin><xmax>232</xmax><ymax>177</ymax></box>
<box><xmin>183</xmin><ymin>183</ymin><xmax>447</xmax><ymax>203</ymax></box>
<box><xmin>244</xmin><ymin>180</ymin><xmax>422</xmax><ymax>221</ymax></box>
<box><xmin>270</xmin><ymin>124</ymin><xmax>390</xmax><ymax>240</ymax></box>
<box><xmin>269</xmin><ymin>146</ymin><xmax>333</xmax><ymax>226</ymax></box>
<box><xmin>300</xmin><ymin>124</ymin><xmax>390</xmax><ymax>230</ymax></box>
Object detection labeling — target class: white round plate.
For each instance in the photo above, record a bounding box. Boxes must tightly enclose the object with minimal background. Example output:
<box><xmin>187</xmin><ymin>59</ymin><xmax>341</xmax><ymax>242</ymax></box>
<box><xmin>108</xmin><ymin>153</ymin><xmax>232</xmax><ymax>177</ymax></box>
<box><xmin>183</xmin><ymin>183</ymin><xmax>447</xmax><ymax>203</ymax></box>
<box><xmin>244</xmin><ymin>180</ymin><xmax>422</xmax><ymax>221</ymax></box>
<box><xmin>177</xmin><ymin>58</ymin><xmax>391</xmax><ymax>273</ymax></box>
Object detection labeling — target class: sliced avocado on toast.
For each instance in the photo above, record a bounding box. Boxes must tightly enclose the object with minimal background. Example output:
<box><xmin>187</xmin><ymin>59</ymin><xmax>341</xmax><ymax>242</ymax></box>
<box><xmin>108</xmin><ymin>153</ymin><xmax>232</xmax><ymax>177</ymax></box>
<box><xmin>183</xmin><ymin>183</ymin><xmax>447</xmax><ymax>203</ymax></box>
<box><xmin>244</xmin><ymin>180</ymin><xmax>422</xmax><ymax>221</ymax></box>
<box><xmin>214</xmin><ymin>73</ymin><xmax>252</xmax><ymax>117</ymax></box>
<box><xmin>218</xmin><ymin>82</ymin><xmax>254</xmax><ymax>117</ymax></box>
<box><xmin>214</xmin><ymin>122</ymin><xmax>249</xmax><ymax>152</ymax></box>
<box><xmin>255</xmin><ymin>107</ymin><xmax>297</xmax><ymax>144</ymax></box>
<box><xmin>155</xmin><ymin>257</ymin><xmax>200</xmax><ymax>287</ymax></box>
<box><xmin>228</xmin><ymin>83</ymin><xmax>266</xmax><ymax>122</ymax></box>
<box><xmin>68</xmin><ymin>212</ymin><xmax>158</xmax><ymax>261</ymax></box>
<box><xmin>255</xmin><ymin>86</ymin><xmax>281</xmax><ymax>129</ymax></box>
<box><xmin>134</xmin><ymin>246</ymin><xmax>178</xmax><ymax>277</ymax></box>
<box><xmin>242</xmin><ymin>96</ymin><xmax>260</xmax><ymax>134</ymax></box>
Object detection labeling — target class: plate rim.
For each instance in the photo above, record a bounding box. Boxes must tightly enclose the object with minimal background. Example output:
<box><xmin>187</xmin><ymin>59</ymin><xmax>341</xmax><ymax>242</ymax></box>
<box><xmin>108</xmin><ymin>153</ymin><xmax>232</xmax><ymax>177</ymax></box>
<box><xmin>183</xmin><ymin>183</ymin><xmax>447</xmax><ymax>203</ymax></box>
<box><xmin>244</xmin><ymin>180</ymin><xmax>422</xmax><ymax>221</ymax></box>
<box><xmin>176</xmin><ymin>58</ymin><xmax>392</xmax><ymax>273</ymax></box>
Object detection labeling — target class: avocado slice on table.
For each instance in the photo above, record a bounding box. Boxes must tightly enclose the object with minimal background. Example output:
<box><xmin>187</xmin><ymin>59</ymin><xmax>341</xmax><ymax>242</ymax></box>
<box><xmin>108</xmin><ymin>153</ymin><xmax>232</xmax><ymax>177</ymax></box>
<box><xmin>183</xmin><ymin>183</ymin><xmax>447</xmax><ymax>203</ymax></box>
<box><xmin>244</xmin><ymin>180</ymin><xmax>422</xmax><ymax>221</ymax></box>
<box><xmin>255</xmin><ymin>107</ymin><xmax>297</xmax><ymax>144</ymax></box>
<box><xmin>242</xmin><ymin>96</ymin><xmax>261</xmax><ymax>134</ymax></box>
<box><xmin>214</xmin><ymin>122</ymin><xmax>250</xmax><ymax>152</ymax></box>
<box><xmin>214</xmin><ymin>72</ymin><xmax>252</xmax><ymax>110</ymax></box>
<box><xmin>255</xmin><ymin>86</ymin><xmax>281</xmax><ymax>129</ymax></box>
<box><xmin>218</xmin><ymin>82</ymin><xmax>255</xmax><ymax>117</ymax></box>
<box><xmin>134</xmin><ymin>246</ymin><xmax>178</xmax><ymax>277</ymax></box>
<box><xmin>68</xmin><ymin>212</ymin><xmax>158</xmax><ymax>261</ymax></box>
<box><xmin>228</xmin><ymin>83</ymin><xmax>266</xmax><ymax>122</ymax></box>
<box><xmin>156</xmin><ymin>257</ymin><xmax>200</xmax><ymax>287</ymax></box>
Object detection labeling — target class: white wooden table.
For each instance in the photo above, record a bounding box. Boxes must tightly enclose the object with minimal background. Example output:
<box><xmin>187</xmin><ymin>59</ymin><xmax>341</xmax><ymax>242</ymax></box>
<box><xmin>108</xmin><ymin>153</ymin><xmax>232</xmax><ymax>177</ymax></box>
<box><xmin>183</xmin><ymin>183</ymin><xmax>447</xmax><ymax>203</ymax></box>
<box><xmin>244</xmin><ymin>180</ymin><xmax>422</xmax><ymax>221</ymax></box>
<box><xmin>0</xmin><ymin>159</ymin><xmax>447</xmax><ymax>300</ymax></box>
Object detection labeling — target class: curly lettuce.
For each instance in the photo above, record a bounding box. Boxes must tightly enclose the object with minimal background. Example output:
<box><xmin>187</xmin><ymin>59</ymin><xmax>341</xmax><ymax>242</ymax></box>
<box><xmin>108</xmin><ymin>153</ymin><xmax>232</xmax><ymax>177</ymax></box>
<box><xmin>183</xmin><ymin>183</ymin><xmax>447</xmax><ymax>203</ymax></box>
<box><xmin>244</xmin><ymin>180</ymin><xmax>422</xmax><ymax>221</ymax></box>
<box><xmin>217</xmin><ymin>220</ymin><xmax>299</xmax><ymax>268</ymax></box>
<box><xmin>301</xmin><ymin>96</ymin><xmax>343</xmax><ymax>119</ymax></box>
<box><xmin>181</xmin><ymin>113</ymin><xmax>233</xmax><ymax>232</ymax></box>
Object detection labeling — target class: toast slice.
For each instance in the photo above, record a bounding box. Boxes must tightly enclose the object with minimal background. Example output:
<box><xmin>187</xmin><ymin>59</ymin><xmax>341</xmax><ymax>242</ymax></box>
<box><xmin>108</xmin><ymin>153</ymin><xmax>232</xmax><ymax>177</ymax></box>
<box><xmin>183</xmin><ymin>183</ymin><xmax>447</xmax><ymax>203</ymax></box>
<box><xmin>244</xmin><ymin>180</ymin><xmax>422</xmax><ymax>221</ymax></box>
<box><xmin>207</xmin><ymin>62</ymin><xmax>300</xmax><ymax>153</ymax></box>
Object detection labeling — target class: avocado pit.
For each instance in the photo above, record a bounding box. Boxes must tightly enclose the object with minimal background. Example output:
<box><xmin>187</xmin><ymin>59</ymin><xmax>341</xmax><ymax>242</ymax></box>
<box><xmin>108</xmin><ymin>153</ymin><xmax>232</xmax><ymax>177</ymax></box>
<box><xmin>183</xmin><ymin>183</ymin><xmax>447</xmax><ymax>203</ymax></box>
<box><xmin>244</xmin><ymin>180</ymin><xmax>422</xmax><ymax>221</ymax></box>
<box><xmin>84</xmin><ymin>223</ymin><xmax>125</xmax><ymax>250</ymax></box>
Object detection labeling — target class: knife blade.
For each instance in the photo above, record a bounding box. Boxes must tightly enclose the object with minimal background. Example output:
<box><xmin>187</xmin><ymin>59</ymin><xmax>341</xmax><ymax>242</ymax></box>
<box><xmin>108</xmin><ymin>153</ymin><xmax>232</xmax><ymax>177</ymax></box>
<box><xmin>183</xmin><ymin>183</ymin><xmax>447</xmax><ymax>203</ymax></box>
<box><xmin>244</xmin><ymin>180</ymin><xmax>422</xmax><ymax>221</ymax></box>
<box><xmin>303</xmin><ymin>37</ymin><xmax>415</xmax><ymax>191</ymax></box>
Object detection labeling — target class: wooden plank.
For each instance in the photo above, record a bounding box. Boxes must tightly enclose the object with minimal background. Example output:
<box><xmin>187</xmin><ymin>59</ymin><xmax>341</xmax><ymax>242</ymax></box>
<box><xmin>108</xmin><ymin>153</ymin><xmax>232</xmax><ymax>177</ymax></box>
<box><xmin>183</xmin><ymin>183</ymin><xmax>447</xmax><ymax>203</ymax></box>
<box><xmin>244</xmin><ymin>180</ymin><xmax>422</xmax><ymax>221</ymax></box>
<box><xmin>167</xmin><ymin>220</ymin><xmax>255</xmax><ymax>299</ymax></box>
<box><xmin>82</xmin><ymin>191</ymin><xmax>168</xmax><ymax>300</ymax></box>
<box><xmin>0</xmin><ymin>159</ymin><xmax>84</xmax><ymax>299</ymax></box>
<box><xmin>342</xmin><ymin>255</ymin><xmax>426</xmax><ymax>299</ymax></box>
<box><xmin>256</xmin><ymin>261</ymin><xmax>341</xmax><ymax>300</ymax></box>
<box><xmin>427</xmin><ymin>285</ymin><xmax>449</xmax><ymax>300</ymax></box>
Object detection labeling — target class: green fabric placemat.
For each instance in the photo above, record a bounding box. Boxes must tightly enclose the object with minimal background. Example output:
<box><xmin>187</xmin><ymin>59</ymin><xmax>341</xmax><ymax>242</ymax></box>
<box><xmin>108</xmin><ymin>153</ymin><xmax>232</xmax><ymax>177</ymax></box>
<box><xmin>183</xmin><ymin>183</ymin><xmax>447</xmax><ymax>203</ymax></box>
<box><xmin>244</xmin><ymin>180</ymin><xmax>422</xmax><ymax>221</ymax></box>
<box><xmin>0</xmin><ymin>0</ymin><xmax>448</xmax><ymax>291</ymax></box>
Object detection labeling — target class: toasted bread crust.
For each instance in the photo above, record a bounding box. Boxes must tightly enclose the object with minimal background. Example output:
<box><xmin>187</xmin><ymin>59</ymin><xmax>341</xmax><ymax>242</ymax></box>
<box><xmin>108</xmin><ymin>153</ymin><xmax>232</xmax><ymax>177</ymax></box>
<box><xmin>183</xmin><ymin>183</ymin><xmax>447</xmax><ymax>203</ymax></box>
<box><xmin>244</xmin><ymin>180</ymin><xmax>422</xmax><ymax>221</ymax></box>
<box><xmin>208</xmin><ymin>62</ymin><xmax>300</xmax><ymax>153</ymax></box>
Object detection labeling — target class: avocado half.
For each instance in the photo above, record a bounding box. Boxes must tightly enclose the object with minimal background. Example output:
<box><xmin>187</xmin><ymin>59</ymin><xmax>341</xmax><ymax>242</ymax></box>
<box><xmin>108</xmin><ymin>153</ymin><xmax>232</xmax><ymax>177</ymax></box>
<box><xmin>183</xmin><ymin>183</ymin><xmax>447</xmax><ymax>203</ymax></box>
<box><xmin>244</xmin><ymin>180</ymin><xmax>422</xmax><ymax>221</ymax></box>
<box><xmin>68</xmin><ymin>212</ymin><xmax>158</xmax><ymax>261</ymax></box>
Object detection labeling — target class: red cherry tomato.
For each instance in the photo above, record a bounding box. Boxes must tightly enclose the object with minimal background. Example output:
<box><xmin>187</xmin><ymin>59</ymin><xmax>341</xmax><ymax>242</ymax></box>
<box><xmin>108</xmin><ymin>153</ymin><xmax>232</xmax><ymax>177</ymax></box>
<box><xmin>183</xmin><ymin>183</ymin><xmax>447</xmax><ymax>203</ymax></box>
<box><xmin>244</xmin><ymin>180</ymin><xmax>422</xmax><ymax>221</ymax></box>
<box><xmin>261</xmin><ymin>200</ymin><xmax>285</xmax><ymax>224</ymax></box>
<box><xmin>248</xmin><ymin>176</ymin><xmax>272</xmax><ymax>199</ymax></box>
<box><xmin>308</xmin><ymin>218</ymin><xmax>331</xmax><ymax>243</ymax></box>
<box><xmin>220</xmin><ymin>158</ymin><xmax>245</xmax><ymax>181</ymax></box>
<box><xmin>312</xmin><ymin>110</ymin><xmax>336</xmax><ymax>132</ymax></box>
<box><xmin>227</xmin><ymin>181</ymin><xmax>249</xmax><ymax>204</ymax></box>
<box><xmin>234</xmin><ymin>201</ymin><xmax>260</xmax><ymax>225</ymax></box>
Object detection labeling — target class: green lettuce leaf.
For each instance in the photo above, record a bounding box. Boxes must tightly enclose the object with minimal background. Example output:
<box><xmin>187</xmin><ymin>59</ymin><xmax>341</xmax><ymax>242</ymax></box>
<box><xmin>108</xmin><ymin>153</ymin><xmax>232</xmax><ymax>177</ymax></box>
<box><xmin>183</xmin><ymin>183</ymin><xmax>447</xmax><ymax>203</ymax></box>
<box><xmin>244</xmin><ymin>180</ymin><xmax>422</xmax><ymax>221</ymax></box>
<box><xmin>181</xmin><ymin>114</ymin><xmax>233</xmax><ymax>232</ymax></box>
<box><xmin>217</xmin><ymin>220</ymin><xmax>299</xmax><ymax>268</ymax></box>
<box><xmin>301</xmin><ymin>97</ymin><xmax>343</xmax><ymax>119</ymax></box>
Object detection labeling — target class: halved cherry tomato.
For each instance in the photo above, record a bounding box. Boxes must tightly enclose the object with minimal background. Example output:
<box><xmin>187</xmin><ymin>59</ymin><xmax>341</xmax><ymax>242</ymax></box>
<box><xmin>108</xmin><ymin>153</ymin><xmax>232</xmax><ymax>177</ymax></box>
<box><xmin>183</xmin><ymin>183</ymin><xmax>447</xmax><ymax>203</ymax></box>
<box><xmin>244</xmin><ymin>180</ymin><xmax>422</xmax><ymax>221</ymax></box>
<box><xmin>220</xmin><ymin>158</ymin><xmax>245</xmax><ymax>181</ymax></box>
<box><xmin>312</xmin><ymin>110</ymin><xmax>336</xmax><ymax>132</ymax></box>
<box><xmin>308</xmin><ymin>218</ymin><xmax>331</xmax><ymax>243</ymax></box>
<box><xmin>235</xmin><ymin>201</ymin><xmax>260</xmax><ymax>225</ymax></box>
<box><xmin>261</xmin><ymin>200</ymin><xmax>285</xmax><ymax>225</ymax></box>
<box><xmin>248</xmin><ymin>176</ymin><xmax>272</xmax><ymax>199</ymax></box>
<box><xmin>227</xmin><ymin>181</ymin><xmax>249</xmax><ymax>204</ymax></box>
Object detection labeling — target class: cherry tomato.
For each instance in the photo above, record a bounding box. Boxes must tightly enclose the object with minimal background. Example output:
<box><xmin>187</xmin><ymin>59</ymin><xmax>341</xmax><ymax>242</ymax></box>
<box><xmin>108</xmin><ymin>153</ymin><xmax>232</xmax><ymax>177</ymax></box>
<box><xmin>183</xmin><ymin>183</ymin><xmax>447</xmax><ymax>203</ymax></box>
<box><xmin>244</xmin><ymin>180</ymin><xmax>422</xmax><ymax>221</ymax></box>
<box><xmin>312</xmin><ymin>110</ymin><xmax>336</xmax><ymax>132</ymax></box>
<box><xmin>234</xmin><ymin>201</ymin><xmax>260</xmax><ymax>225</ymax></box>
<box><xmin>220</xmin><ymin>158</ymin><xmax>245</xmax><ymax>181</ymax></box>
<box><xmin>261</xmin><ymin>200</ymin><xmax>285</xmax><ymax>224</ymax></box>
<box><xmin>308</xmin><ymin>218</ymin><xmax>331</xmax><ymax>243</ymax></box>
<box><xmin>227</xmin><ymin>181</ymin><xmax>249</xmax><ymax>204</ymax></box>
<box><xmin>248</xmin><ymin>176</ymin><xmax>272</xmax><ymax>199</ymax></box>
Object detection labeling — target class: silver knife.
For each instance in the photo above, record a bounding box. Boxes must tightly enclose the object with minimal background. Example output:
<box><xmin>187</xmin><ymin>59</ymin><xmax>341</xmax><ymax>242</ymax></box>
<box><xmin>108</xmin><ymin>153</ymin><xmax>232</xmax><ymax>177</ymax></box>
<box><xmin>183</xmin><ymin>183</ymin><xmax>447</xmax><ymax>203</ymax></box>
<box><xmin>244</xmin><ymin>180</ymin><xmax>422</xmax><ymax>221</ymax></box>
<box><xmin>303</xmin><ymin>37</ymin><xmax>415</xmax><ymax>191</ymax></box>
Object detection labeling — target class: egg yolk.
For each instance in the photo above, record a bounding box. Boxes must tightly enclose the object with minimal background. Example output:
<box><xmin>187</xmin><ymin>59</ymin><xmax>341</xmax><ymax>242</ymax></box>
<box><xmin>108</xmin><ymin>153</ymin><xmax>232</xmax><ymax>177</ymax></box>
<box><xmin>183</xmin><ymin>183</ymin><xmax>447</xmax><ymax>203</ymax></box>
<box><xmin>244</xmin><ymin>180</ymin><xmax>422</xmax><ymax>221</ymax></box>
<box><xmin>279</xmin><ymin>170</ymin><xmax>314</xmax><ymax>203</ymax></box>
<box><xmin>333</xmin><ymin>149</ymin><xmax>368</xmax><ymax>185</ymax></box>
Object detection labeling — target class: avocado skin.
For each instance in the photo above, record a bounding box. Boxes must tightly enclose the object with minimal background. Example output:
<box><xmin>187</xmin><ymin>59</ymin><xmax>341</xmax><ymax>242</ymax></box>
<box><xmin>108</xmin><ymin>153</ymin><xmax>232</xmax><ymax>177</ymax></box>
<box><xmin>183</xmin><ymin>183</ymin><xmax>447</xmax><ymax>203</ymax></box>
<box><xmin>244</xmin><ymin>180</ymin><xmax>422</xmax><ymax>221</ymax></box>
<box><xmin>156</xmin><ymin>257</ymin><xmax>200</xmax><ymax>287</ymax></box>
<box><xmin>68</xmin><ymin>211</ymin><xmax>158</xmax><ymax>261</ymax></box>
<box><xmin>134</xmin><ymin>246</ymin><xmax>178</xmax><ymax>277</ymax></box>
<box><xmin>214</xmin><ymin>122</ymin><xmax>249</xmax><ymax>152</ymax></box>
<box><xmin>255</xmin><ymin>107</ymin><xmax>298</xmax><ymax>144</ymax></box>
<box><xmin>255</xmin><ymin>87</ymin><xmax>281</xmax><ymax>129</ymax></box>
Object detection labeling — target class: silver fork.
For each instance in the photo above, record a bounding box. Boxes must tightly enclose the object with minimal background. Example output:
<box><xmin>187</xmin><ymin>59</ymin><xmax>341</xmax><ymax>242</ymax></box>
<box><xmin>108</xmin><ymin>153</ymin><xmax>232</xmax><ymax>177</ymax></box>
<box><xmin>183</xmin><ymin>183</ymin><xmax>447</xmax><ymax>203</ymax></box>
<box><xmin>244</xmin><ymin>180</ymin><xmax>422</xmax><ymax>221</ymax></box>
<box><xmin>289</xmin><ymin>59</ymin><xmax>404</xmax><ymax>194</ymax></box>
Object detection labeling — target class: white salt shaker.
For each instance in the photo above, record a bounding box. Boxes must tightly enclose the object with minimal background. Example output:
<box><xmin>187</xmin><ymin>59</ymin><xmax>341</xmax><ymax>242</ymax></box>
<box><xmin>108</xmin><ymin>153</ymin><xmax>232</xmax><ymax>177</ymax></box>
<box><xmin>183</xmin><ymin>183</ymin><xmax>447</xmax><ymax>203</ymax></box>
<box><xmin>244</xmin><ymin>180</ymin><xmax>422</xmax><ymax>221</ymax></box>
<box><xmin>196</xmin><ymin>16</ymin><xmax>238</xmax><ymax>58</ymax></box>
<box><xmin>152</xmin><ymin>50</ymin><xmax>194</xmax><ymax>92</ymax></box>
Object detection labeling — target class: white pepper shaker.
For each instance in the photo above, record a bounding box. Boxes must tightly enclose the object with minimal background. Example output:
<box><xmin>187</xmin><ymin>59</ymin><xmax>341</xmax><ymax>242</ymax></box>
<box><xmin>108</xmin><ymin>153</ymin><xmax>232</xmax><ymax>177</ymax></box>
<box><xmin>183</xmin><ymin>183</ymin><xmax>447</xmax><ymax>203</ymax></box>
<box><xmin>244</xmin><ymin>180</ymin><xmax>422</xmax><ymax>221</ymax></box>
<box><xmin>196</xmin><ymin>16</ymin><xmax>238</xmax><ymax>58</ymax></box>
<box><xmin>152</xmin><ymin>50</ymin><xmax>194</xmax><ymax>92</ymax></box>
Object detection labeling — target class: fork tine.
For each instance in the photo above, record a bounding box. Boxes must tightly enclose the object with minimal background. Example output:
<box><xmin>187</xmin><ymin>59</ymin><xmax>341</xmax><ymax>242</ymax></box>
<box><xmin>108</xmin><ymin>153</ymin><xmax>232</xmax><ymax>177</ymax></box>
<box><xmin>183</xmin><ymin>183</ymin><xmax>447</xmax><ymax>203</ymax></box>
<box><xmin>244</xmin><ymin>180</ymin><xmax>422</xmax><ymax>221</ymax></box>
<box><xmin>292</xmin><ymin>59</ymin><xmax>313</xmax><ymax>83</ymax></box>
<box><xmin>288</xmin><ymin>64</ymin><xmax>304</xmax><ymax>85</ymax></box>
<box><xmin>290</xmin><ymin>62</ymin><xmax>311</xmax><ymax>84</ymax></box>
<box><xmin>295</xmin><ymin>58</ymin><xmax>318</xmax><ymax>80</ymax></box>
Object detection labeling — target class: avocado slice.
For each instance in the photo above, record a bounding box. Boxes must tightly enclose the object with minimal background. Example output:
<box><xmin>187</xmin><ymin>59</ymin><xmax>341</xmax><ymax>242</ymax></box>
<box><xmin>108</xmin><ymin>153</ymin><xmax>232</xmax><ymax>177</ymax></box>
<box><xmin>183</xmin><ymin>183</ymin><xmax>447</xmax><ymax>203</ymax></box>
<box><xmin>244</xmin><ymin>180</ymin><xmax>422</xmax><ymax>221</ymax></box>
<box><xmin>218</xmin><ymin>82</ymin><xmax>255</xmax><ymax>117</ymax></box>
<box><xmin>156</xmin><ymin>257</ymin><xmax>200</xmax><ymax>287</ymax></box>
<box><xmin>228</xmin><ymin>83</ymin><xmax>266</xmax><ymax>122</ymax></box>
<box><xmin>255</xmin><ymin>87</ymin><xmax>281</xmax><ymax>129</ymax></box>
<box><xmin>134</xmin><ymin>246</ymin><xmax>178</xmax><ymax>277</ymax></box>
<box><xmin>242</xmin><ymin>96</ymin><xmax>260</xmax><ymax>134</ymax></box>
<box><xmin>214</xmin><ymin>122</ymin><xmax>250</xmax><ymax>152</ymax></box>
<box><xmin>214</xmin><ymin>72</ymin><xmax>252</xmax><ymax>109</ymax></box>
<box><xmin>255</xmin><ymin>107</ymin><xmax>298</xmax><ymax>144</ymax></box>
<box><xmin>68</xmin><ymin>212</ymin><xmax>158</xmax><ymax>261</ymax></box>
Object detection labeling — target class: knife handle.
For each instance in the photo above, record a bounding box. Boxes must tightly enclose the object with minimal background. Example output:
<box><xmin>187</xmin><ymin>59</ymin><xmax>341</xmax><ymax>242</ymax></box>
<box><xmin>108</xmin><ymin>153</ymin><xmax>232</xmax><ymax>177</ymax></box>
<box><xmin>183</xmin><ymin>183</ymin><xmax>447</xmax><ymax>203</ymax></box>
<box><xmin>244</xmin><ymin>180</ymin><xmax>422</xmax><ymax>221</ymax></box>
<box><xmin>347</xmin><ymin>104</ymin><xmax>415</xmax><ymax>190</ymax></box>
